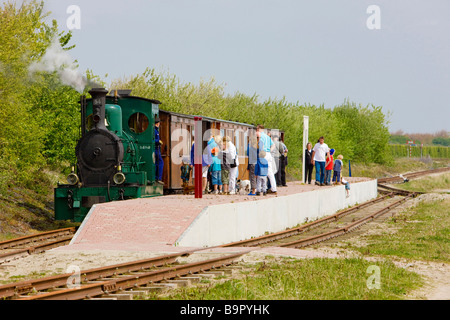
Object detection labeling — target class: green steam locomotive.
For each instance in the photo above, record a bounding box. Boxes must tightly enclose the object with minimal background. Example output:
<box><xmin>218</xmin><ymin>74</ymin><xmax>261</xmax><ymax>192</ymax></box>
<box><xmin>54</xmin><ymin>88</ymin><xmax>163</xmax><ymax>222</ymax></box>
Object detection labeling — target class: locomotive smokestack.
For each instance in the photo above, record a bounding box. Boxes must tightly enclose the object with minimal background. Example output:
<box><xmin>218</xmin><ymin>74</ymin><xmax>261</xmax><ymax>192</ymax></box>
<box><xmin>89</xmin><ymin>87</ymin><xmax>109</xmax><ymax>130</ymax></box>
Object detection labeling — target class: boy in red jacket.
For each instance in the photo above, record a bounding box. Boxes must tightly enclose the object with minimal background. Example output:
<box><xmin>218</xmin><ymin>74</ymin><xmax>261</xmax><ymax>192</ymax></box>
<box><xmin>325</xmin><ymin>148</ymin><xmax>334</xmax><ymax>185</ymax></box>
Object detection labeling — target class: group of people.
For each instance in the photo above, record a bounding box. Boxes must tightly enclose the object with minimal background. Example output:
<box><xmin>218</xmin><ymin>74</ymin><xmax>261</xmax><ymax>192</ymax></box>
<box><xmin>156</xmin><ymin>118</ymin><xmax>349</xmax><ymax>198</ymax></box>
<box><xmin>185</xmin><ymin>125</ymin><xmax>288</xmax><ymax>196</ymax></box>
<box><xmin>304</xmin><ymin>136</ymin><xmax>350</xmax><ymax>197</ymax></box>
<box><xmin>248</xmin><ymin>125</ymin><xmax>288</xmax><ymax>196</ymax></box>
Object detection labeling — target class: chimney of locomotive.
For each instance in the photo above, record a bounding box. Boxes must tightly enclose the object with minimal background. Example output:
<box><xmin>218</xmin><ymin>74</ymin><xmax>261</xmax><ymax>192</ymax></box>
<box><xmin>89</xmin><ymin>87</ymin><xmax>109</xmax><ymax>130</ymax></box>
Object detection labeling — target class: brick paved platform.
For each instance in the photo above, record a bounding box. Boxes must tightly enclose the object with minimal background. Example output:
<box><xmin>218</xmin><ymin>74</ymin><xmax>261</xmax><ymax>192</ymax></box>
<box><xmin>61</xmin><ymin>178</ymin><xmax>375</xmax><ymax>251</ymax></box>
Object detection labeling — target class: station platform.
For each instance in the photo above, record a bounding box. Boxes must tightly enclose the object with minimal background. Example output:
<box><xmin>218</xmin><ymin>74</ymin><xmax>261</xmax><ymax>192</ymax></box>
<box><xmin>60</xmin><ymin>178</ymin><xmax>377</xmax><ymax>252</ymax></box>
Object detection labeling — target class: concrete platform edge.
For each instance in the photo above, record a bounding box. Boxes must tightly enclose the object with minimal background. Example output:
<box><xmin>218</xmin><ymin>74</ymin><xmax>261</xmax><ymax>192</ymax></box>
<box><xmin>176</xmin><ymin>180</ymin><xmax>377</xmax><ymax>247</ymax></box>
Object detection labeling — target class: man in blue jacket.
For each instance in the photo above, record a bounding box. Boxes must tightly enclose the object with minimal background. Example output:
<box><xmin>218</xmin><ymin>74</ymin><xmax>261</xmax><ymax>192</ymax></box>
<box><xmin>190</xmin><ymin>140</ymin><xmax>213</xmax><ymax>194</ymax></box>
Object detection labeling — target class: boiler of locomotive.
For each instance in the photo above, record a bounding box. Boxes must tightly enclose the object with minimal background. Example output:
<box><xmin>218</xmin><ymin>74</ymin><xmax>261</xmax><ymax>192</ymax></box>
<box><xmin>75</xmin><ymin>88</ymin><xmax>125</xmax><ymax>187</ymax></box>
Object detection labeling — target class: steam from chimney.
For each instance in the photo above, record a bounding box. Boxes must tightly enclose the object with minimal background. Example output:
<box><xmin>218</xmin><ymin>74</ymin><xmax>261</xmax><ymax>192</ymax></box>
<box><xmin>29</xmin><ymin>38</ymin><xmax>87</xmax><ymax>93</ymax></box>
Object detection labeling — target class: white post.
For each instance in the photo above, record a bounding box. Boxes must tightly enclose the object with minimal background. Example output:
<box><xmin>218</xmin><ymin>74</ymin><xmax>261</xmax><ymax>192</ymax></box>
<box><xmin>302</xmin><ymin>116</ymin><xmax>309</xmax><ymax>184</ymax></box>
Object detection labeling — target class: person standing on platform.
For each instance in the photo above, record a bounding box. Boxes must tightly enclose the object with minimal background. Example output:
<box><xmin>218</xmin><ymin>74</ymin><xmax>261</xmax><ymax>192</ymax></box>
<box><xmin>210</xmin><ymin>147</ymin><xmax>223</xmax><ymax>194</ymax></box>
<box><xmin>247</xmin><ymin>135</ymin><xmax>258</xmax><ymax>196</ymax></box>
<box><xmin>219</xmin><ymin>136</ymin><xmax>232</xmax><ymax>195</ymax></box>
<box><xmin>304</xmin><ymin>142</ymin><xmax>314</xmax><ymax>184</ymax></box>
<box><xmin>333</xmin><ymin>155</ymin><xmax>344</xmax><ymax>184</ymax></box>
<box><xmin>255</xmin><ymin>149</ymin><xmax>269</xmax><ymax>196</ymax></box>
<box><xmin>154</xmin><ymin>117</ymin><xmax>164</xmax><ymax>184</ymax></box>
<box><xmin>256</xmin><ymin>125</ymin><xmax>277</xmax><ymax>195</ymax></box>
<box><xmin>325</xmin><ymin>148</ymin><xmax>335</xmax><ymax>185</ymax></box>
<box><xmin>190</xmin><ymin>141</ymin><xmax>212</xmax><ymax>194</ymax></box>
<box><xmin>273</xmin><ymin>134</ymin><xmax>288</xmax><ymax>187</ymax></box>
<box><xmin>311</xmin><ymin>136</ymin><xmax>329</xmax><ymax>186</ymax></box>
<box><xmin>226</xmin><ymin>137</ymin><xmax>239</xmax><ymax>195</ymax></box>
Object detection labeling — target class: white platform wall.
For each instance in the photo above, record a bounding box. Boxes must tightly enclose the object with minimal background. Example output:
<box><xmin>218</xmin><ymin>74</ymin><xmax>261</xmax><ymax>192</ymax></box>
<box><xmin>176</xmin><ymin>180</ymin><xmax>378</xmax><ymax>247</ymax></box>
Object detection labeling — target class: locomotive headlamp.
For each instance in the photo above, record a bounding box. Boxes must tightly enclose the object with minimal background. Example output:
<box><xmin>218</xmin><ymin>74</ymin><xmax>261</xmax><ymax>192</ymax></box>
<box><xmin>67</xmin><ymin>167</ymin><xmax>79</xmax><ymax>185</ymax></box>
<box><xmin>113</xmin><ymin>166</ymin><xmax>126</xmax><ymax>185</ymax></box>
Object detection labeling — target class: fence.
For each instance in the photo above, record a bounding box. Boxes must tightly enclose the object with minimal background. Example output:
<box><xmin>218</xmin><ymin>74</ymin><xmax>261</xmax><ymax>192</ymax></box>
<box><xmin>389</xmin><ymin>144</ymin><xmax>450</xmax><ymax>158</ymax></box>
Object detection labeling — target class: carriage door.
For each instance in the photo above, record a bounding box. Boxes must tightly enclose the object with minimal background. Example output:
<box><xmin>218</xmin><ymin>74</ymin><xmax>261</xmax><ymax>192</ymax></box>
<box><xmin>159</xmin><ymin>111</ymin><xmax>170</xmax><ymax>188</ymax></box>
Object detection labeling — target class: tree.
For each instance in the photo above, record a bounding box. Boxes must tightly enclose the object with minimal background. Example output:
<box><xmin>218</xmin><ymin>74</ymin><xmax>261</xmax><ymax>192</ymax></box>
<box><xmin>0</xmin><ymin>0</ymin><xmax>80</xmax><ymax>193</ymax></box>
<box><xmin>432</xmin><ymin>137</ymin><xmax>450</xmax><ymax>147</ymax></box>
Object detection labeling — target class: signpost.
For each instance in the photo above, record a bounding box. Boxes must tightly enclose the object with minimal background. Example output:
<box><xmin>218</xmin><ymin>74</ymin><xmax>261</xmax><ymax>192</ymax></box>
<box><xmin>302</xmin><ymin>116</ymin><xmax>309</xmax><ymax>184</ymax></box>
<box><xmin>407</xmin><ymin>140</ymin><xmax>415</xmax><ymax>158</ymax></box>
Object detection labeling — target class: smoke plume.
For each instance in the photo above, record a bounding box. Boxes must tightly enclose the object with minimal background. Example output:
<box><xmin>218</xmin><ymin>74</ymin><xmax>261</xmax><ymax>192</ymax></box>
<box><xmin>29</xmin><ymin>38</ymin><xmax>87</xmax><ymax>93</ymax></box>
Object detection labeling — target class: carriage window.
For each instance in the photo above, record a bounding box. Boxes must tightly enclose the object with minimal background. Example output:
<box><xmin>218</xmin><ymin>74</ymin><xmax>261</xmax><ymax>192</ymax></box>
<box><xmin>235</xmin><ymin>131</ymin><xmax>240</xmax><ymax>155</ymax></box>
<box><xmin>187</xmin><ymin>125</ymin><xmax>193</xmax><ymax>153</ymax></box>
<box><xmin>128</xmin><ymin>112</ymin><xmax>149</xmax><ymax>133</ymax></box>
<box><xmin>239</xmin><ymin>130</ymin><xmax>245</xmax><ymax>156</ymax></box>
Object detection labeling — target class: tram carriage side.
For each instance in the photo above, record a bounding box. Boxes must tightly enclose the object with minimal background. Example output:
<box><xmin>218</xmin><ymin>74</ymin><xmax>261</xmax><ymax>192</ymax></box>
<box><xmin>159</xmin><ymin>110</ymin><xmax>257</xmax><ymax>192</ymax></box>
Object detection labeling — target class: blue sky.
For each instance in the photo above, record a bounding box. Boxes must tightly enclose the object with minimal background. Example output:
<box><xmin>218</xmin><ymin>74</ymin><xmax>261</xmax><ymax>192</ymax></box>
<box><xmin>24</xmin><ymin>1</ymin><xmax>450</xmax><ymax>133</ymax></box>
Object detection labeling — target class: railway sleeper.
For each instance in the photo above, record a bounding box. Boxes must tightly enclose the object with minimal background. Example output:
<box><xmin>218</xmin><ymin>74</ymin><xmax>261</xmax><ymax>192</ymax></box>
<box><xmin>162</xmin><ymin>279</ymin><xmax>191</xmax><ymax>287</ymax></box>
<box><xmin>119</xmin><ymin>289</ymin><xmax>148</xmax><ymax>297</ymax></box>
<box><xmin>180</xmin><ymin>276</ymin><xmax>202</xmax><ymax>283</ymax></box>
<box><xmin>101</xmin><ymin>293</ymin><xmax>133</xmax><ymax>300</ymax></box>
<box><xmin>142</xmin><ymin>285</ymin><xmax>171</xmax><ymax>293</ymax></box>
<box><xmin>86</xmin><ymin>297</ymin><xmax>118</xmax><ymax>300</ymax></box>
<box><xmin>147</xmin><ymin>282</ymin><xmax>178</xmax><ymax>290</ymax></box>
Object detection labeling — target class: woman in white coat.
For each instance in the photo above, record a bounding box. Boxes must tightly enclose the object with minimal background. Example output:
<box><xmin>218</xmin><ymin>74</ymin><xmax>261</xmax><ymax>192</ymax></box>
<box><xmin>226</xmin><ymin>139</ymin><xmax>239</xmax><ymax>195</ymax></box>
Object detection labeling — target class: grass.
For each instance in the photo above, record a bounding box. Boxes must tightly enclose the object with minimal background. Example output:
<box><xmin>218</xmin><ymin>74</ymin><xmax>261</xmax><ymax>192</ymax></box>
<box><xmin>0</xmin><ymin>170</ymin><xmax>78</xmax><ymax>241</ymax></box>
<box><xmin>348</xmin><ymin>158</ymin><xmax>450</xmax><ymax>180</ymax></box>
<box><xmin>350</xmin><ymin>197</ymin><xmax>450</xmax><ymax>262</ymax></box>
<box><xmin>399</xmin><ymin>172</ymin><xmax>450</xmax><ymax>193</ymax></box>
<box><xmin>150</xmin><ymin>257</ymin><xmax>423</xmax><ymax>300</ymax></box>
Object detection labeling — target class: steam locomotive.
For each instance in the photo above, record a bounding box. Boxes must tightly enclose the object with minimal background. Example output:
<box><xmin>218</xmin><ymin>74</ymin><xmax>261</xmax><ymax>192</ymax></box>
<box><xmin>54</xmin><ymin>88</ymin><xmax>163</xmax><ymax>222</ymax></box>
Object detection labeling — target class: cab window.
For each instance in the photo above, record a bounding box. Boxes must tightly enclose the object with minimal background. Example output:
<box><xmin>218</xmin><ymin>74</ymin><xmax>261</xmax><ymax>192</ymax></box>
<box><xmin>128</xmin><ymin>112</ymin><xmax>149</xmax><ymax>133</ymax></box>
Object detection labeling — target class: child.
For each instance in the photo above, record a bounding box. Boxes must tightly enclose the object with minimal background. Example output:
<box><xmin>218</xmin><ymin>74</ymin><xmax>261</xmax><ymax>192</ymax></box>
<box><xmin>325</xmin><ymin>148</ymin><xmax>335</xmax><ymax>185</ymax></box>
<box><xmin>181</xmin><ymin>157</ymin><xmax>192</xmax><ymax>184</ymax></box>
<box><xmin>333</xmin><ymin>154</ymin><xmax>343</xmax><ymax>184</ymax></box>
<box><xmin>219</xmin><ymin>137</ymin><xmax>231</xmax><ymax>195</ymax></box>
<box><xmin>341</xmin><ymin>177</ymin><xmax>350</xmax><ymax>198</ymax></box>
<box><xmin>181</xmin><ymin>156</ymin><xmax>193</xmax><ymax>194</ymax></box>
<box><xmin>210</xmin><ymin>147</ymin><xmax>222</xmax><ymax>194</ymax></box>
<box><xmin>255</xmin><ymin>150</ymin><xmax>269</xmax><ymax>196</ymax></box>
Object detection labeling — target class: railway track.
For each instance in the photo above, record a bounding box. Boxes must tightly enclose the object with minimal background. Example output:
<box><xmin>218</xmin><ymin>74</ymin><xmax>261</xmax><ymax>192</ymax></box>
<box><xmin>0</xmin><ymin>249</ymin><xmax>248</xmax><ymax>300</ymax></box>
<box><xmin>0</xmin><ymin>228</ymin><xmax>76</xmax><ymax>264</ymax></box>
<box><xmin>276</xmin><ymin>193</ymin><xmax>413</xmax><ymax>248</ymax></box>
<box><xmin>377</xmin><ymin>166</ymin><xmax>450</xmax><ymax>184</ymax></box>
<box><xmin>377</xmin><ymin>183</ymin><xmax>424</xmax><ymax>196</ymax></box>
<box><xmin>222</xmin><ymin>191</ymin><xmax>416</xmax><ymax>249</ymax></box>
